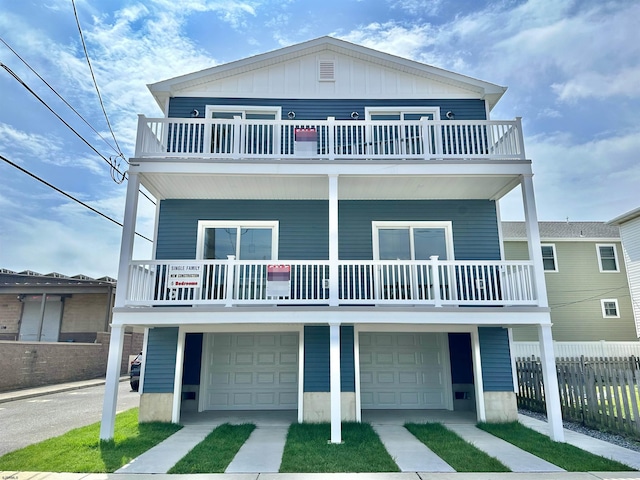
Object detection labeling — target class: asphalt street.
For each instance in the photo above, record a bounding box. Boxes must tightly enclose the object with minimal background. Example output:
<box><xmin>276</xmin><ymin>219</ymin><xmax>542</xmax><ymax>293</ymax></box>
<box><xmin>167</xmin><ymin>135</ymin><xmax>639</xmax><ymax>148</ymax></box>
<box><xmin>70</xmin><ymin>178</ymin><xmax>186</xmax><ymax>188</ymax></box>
<box><xmin>0</xmin><ymin>380</ymin><xmax>139</xmax><ymax>456</ymax></box>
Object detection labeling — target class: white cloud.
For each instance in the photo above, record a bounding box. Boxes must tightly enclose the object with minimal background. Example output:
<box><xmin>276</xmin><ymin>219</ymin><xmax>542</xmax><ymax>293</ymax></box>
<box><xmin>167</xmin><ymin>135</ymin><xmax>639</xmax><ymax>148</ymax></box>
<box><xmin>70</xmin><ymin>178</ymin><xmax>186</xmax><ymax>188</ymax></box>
<box><xmin>0</xmin><ymin>123</ymin><xmax>63</xmax><ymax>159</ymax></box>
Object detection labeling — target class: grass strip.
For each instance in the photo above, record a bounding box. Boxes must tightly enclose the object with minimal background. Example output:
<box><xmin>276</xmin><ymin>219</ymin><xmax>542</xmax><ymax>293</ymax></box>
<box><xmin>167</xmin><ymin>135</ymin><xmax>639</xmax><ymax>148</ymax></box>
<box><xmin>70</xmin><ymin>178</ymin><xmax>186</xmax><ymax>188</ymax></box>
<box><xmin>477</xmin><ymin>421</ymin><xmax>634</xmax><ymax>472</ymax></box>
<box><xmin>0</xmin><ymin>408</ymin><xmax>181</xmax><ymax>473</ymax></box>
<box><xmin>168</xmin><ymin>423</ymin><xmax>255</xmax><ymax>473</ymax></box>
<box><xmin>405</xmin><ymin>422</ymin><xmax>510</xmax><ymax>472</ymax></box>
<box><xmin>280</xmin><ymin>422</ymin><xmax>399</xmax><ymax>472</ymax></box>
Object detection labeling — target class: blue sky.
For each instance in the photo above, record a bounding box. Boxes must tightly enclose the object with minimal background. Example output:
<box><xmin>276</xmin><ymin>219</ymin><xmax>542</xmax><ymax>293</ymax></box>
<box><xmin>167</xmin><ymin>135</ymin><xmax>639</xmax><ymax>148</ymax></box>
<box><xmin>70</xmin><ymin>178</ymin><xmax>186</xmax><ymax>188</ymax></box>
<box><xmin>0</xmin><ymin>0</ymin><xmax>638</xmax><ymax>278</ymax></box>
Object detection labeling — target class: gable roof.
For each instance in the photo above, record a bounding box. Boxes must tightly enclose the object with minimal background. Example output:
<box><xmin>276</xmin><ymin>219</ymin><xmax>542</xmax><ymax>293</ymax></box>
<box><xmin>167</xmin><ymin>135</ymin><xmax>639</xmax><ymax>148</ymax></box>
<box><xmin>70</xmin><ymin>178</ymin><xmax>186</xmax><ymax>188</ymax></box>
<box><xmin>148</xmin><ymin>36</ymin><xmax>507</xmax><ymax>113</ymax></box>
<box><xmin>502</xmin><ymin>221</ymin><xmax>620</xmax><ymax>240</ymax></box>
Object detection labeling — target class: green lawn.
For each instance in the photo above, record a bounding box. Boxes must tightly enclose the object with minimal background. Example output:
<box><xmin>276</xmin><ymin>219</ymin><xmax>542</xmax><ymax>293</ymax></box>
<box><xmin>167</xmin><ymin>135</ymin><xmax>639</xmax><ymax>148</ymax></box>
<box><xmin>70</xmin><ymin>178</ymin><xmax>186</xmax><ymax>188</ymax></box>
<box><xmin>477</xmin><ymin>421</ymin><xmax>634</xmax><ymax>472</ymax></box>
<box><xmin>279</xmin><ymin>422</ymin><xmax>399</xmax><ymax>473</ymax></box>
<box><xmin>0</xmin><ymin>408</ymin><xmax>181</xmax><ymax>473</ymax></box>
<box><xmin>405</xmin><ymin>423</ymin><xmax>510</xmax><ymax>472</ymax></box>
<box><xmin>168</xmin><ymin>423</ymin><xmax>255</xmax><ymax>473</ymax></box>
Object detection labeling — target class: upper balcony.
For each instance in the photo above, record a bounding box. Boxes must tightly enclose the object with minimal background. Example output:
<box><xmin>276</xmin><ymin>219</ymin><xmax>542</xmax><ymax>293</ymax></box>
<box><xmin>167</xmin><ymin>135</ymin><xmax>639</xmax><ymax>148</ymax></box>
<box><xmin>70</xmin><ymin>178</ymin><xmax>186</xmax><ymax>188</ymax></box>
<box><xmin>134</xmin><ymin>115</ymin><xmax>525</xmax><ymax>162</ymax></box>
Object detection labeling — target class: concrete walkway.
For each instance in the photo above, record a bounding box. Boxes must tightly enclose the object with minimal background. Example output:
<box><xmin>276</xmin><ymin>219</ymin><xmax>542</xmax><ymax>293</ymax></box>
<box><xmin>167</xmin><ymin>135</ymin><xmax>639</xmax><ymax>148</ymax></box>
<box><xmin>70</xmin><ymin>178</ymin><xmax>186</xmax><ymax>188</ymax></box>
<box><xmin>225</xmin><ymin>425</ymin><xmax>289</xmax><ymax>473</ymax></box>
<box><xmin>444</xmin><ymin>423</ymin><xmax>565</xmax><ymax>472</ymax></box>
<box><xmin>116</xmin><ymin>424</ymin><xmax>218</xmax><ymax>474</ymax></box>
<box><xmin>372</xmin><ymin>424</ymin><xmax>455</xmax><ymax>472</ymax></box>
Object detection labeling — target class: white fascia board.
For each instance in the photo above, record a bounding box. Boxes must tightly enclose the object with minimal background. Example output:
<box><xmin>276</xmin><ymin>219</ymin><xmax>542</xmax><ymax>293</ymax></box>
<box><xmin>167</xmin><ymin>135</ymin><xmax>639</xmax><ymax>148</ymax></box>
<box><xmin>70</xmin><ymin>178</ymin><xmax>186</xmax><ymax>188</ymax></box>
<box><xmin>112</xmin><ymin>306</ymin><xmax>551</xmax><ymax>327</ymax></box>
<box><xmin>130</xmin><ymin>159</ymin><xmax>533</xmax><ymax>177</ymax></box>
<box><xmin>504</xmin><ymin>237</ymin><xmax>621</xmax><ymax>243</ymax></box>
<box><xmin>609</xmin><ymin>206</ymin><xmax>640</xmax><ymax>226</ymax></box>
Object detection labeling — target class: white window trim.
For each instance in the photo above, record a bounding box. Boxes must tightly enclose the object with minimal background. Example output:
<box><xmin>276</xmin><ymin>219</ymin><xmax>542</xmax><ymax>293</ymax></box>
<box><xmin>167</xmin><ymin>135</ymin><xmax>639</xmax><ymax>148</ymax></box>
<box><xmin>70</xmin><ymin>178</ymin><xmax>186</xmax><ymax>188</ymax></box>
<box><xmin>541</xmin><ymin>243</ymin><xmax>558</xmax><ymax>272</ymax></box>
<box><xmin>371</xmin><ymin>221</ymin><xmax>455</xmax><ymax>260</ymax></box>
<box><xmin>596</xmin><ymin>243</ymin><xmax>619</xmax><ymax>273</ymax></box>
<box><xmin>601</xmin><ymin>299</ymin><xmax>620</xmax><ymax>318</ymax></box>
<box><xmin>196</xmin><ymin>220</ymin><xmax>279</xmax><ymax>260</ymax></box>
<box><xmin>204</xmin><ymin>105</ymin><xmax>282</xmax><ymax>120</ymax></box>
<box><xmin>365</xmin><ymin>106</ymin><xmax>441</xmax><ymax>121</ymax></box>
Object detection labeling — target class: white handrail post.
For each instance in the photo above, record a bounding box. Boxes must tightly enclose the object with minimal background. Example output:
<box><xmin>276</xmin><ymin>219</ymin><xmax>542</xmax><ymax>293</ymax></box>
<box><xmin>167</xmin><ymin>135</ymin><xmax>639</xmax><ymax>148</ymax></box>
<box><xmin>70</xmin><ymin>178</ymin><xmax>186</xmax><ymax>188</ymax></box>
<box><xmin>327</xmin><ymin>116</ymin><xmax>335</xmax><ymax>160</ymax></box>
<box><xmin>225</xmin><ymin>255</ymin><xmax>236</xmax><ymax>307</ymax></box>
<box><xmin>232</xmin><ymin>115</ymin><xmax>242</xmax><ymax>159</ymax></box>
<box><xmin>435</xmin><ymin>119</ymin><xmax>443</xmax><ymax>158</ymax></box>
<box><xmin>421</xmin><ymin>116</ymin><xmax>430</xmax><ymax>159</ymax></box>
<box><xmin>430</xmin><ymin>255</ymin><xmax>442</xmax><ymax>307</ymax></box>
<box><xmin>135</xmin><ymin>114</ymin><xmax>146</xmax><ymax>157</ymax></box>
<box><xmin>515</xmin><ymin>117</ymin><xmax>525</xmax><ymax>159</ymax></box>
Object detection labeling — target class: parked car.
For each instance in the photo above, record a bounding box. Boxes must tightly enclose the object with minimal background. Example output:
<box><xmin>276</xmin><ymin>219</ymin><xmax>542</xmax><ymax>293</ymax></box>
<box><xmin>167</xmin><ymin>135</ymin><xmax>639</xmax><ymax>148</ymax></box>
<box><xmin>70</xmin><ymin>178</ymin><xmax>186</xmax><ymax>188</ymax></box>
<box><xmin>130</xmin><ymin>353</ymin><xmax>142</xmax><ymax>391</ymax></box>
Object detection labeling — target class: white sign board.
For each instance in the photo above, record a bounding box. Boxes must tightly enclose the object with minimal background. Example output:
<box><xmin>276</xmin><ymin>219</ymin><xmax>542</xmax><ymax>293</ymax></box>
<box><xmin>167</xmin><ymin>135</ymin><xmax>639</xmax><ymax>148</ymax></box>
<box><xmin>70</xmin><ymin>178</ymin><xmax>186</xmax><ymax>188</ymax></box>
<box><xmin>168</xmin><ymin>264</ymin><xmax>203</xmax><ymax>289</ymax></box>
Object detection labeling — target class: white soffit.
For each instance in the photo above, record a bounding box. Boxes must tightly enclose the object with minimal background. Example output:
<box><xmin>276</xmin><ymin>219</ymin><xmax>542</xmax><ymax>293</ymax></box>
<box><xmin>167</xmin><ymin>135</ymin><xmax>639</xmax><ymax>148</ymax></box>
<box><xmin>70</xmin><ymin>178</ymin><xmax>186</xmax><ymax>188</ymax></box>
<box><xmin>140</xmin><ymin>173</ymin><xmax>516</xmax><ymax>201</ymax></box>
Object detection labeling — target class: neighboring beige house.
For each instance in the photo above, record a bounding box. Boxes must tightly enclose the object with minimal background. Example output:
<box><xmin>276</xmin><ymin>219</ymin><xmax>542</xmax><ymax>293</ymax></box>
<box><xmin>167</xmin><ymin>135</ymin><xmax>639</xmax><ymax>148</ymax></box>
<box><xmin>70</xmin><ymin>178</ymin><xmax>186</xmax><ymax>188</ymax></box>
<box><xmin>503</xmin><ymin>222</ymin><xmax>637</xmax><ymax>342</ymax></box>
<box><xmin>0</xmin><ymin>269</ymin><xmax>116</xmax><ymax>342</ymax></box>
<box><xmin>609</xmin><ymin>207</ymin><xmax>640</xmax><ymax>337</ymax></box>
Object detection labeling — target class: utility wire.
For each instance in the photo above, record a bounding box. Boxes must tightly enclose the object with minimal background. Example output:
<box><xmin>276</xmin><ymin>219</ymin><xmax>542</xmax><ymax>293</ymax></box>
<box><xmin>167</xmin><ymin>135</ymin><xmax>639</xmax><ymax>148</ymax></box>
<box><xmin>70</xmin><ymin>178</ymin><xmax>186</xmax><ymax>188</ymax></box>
<box><xmin>0</xmin><ymin>154</ymin><xmax>153</xmax><ymax>243</ymax></box>
<box><xmin>0</xmin><ymin>62</ymin><xmax>156</xmax><ymax>205</ymax></box>
<box><xmin>0</xmin><ymin>35</ymin><xmax>120</xmax><ymax>157</ymax></box>
<box><xmin>70</xmin><ymin>0</ymin><xmax>125</xmax><ymax>164</ymax></box>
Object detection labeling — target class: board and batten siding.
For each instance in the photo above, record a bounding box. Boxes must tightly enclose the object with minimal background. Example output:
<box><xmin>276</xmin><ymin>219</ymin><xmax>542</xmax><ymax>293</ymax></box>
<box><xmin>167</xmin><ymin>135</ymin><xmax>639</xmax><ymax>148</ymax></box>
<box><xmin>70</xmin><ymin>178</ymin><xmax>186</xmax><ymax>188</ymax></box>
<box><xmin>142</xmin><ymin>327</ymin><xmax>178</xmax><ymax>393</ymax></box>
<box><xmin>303</xmin><ymin>325</ymin><xmax>355</xmax><ymax>392</ymax></box>
<box><xmin>478</xmin><ymin>327</ymin><xmax>513</xmax><ymax>391</ymax></box>
<box><xmin>504</xmin><ymin>240</ymin><xmax>636</xmax><ymax>342</ymax></box>
<box><xmin>168</xmin><ymin>97</ymin><xmax>487</xmax><ymax>121</ymax></box>
<box><xmin>618</xmin><ymin>218</ymin><xmax>640</xmax><ymax>336</ymax></box>
<box><xmin>156</xmin><ymin>199</ymin><xmax>500</xmax><ymax>262</ymax></box>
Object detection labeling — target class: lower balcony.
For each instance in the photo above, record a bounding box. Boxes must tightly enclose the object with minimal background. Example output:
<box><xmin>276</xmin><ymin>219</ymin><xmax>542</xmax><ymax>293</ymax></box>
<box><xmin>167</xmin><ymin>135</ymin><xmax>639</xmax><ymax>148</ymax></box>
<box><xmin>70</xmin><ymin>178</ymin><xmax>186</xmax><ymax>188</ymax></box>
<box><xmin>124</xmin><ymin>258</ymin><xmax>539</xmax><ymax>308</ymax></box>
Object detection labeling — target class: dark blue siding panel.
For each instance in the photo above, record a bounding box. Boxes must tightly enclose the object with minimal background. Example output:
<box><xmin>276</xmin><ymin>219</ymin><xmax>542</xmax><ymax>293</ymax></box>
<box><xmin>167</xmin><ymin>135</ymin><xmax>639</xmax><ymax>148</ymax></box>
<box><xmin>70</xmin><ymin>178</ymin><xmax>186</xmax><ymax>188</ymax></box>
<box><xmin>340</xmin><ymin>200</ymin><xmax>500</xmax><ymax>261</ymax></box>
<box><xmin>157</xmin><ymin>199</ymin><xmax>499</xmax><ymax>262</ymax></box>
<box><xmin>448</xmin><ymin>333</ymin><xmax>474</xmax><ymax>384</ymax></box>
<box><xmin>156</xmin><ymin>200</ymin><xmax>328</xmax><ymax>260</ymax></box>
<box><xmin>303</xmin><ymin>325</ymin><xmax>355</xmax><ymax>392</ymax></box>
<box><xmin>143</xmin><ymin>327</ymin><xmax>178</xmax><ymax>393</ymax></box>
<box><xmin>478</xmin><ymin>327</ymin><xmax>513</xmax><ymax>391</ymax></box>
<box><xmin>168</xmin><ymin>98</ymin><xmax>487</xmax><ymax>121</ymax></box>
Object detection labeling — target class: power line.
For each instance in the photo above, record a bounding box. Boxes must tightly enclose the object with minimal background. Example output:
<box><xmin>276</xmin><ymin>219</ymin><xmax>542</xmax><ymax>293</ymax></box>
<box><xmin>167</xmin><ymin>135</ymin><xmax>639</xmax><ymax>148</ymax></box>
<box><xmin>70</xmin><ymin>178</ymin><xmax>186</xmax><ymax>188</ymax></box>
<box><xmin>0</xmin><ymin>154</ymin><xmax>153</xmax><ymax>243</ymax></box>
<box><xmin>71</xmin><ymin>0</ymin><xmax>125</xmax><ymax>163</ymax></box>
<box><xmin>0</xmin><ymin>62</ymin><xmax>156</xmax><ymax>205</ymax></box>
<box><xmin>0</xmin><ymin>35</ymin><xmax>120</xmax><ymax>157</ymax></box>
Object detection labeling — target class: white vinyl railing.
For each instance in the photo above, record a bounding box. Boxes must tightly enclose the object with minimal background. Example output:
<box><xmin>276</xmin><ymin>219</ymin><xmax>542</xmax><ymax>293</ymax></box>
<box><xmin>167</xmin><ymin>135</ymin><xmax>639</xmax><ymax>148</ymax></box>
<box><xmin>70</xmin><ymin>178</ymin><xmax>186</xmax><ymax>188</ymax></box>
<box><xmin>134</xmin><ymin>115</ymin><xmax>525</xmax><ymax>161</ymax></box>
<box><xmin>125</xmin><ymin>258</ymin><xmax>537</xmax><ymax>307</ymax></box>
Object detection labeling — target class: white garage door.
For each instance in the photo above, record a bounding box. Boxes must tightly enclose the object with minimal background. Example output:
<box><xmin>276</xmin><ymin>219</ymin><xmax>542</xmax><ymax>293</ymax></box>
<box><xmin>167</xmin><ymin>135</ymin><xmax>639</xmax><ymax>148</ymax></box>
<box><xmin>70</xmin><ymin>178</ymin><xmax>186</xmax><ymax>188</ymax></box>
<box><xmin>360</xmin><ymin>332</ymin><xmax>450</xmax><ymax>409</ymax></box>
<box><xmin>205</xmin><ymin>332</ymin><xmax>298</xmax><ymax>410</ymax></box>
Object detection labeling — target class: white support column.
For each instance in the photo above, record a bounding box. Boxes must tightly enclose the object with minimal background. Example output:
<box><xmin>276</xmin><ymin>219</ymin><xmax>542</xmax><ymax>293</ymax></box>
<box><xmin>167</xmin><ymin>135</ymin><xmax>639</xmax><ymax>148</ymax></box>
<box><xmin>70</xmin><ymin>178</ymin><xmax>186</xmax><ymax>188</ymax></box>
<box><xmin>100</xmin><ymin>324</ymin><xmax>125</xmax><ymax>440</ymax></box>
<box><xmin>520</xmin><ymin>175</ymin><xmax>548</xmax><ymax>308</ymax></box>
<box><xmin>115</xmin><ymin>171</ymin><xmax>140</xmax><ymax>308</ymax></box>
<box><xmin>329</xmin><ymin>322</ymin><xmax>342</xmax><ymax>443</ymax></box>
<box><xmin>353</xmin><ymin>325</ymin><xmax>362</xmax><ymax>422</ymax></box>
<box><xmin>470</xmin><ymin>327</ymin><xmax>486</xmax><ymax>422</ymax></box>
<box><xmin>538</xmin><ymin>324</ymin><xmax>564</xmax><ymax>442</ymax></box>
<box><xmin>171</xmin><ymin>327</ymin><xmax>186</xmax><ymax>423</ymax></box>
<box><xmin>329</xmin><ymin>175</ymin><xmax>339</xmax><ymax>307</ymax></box>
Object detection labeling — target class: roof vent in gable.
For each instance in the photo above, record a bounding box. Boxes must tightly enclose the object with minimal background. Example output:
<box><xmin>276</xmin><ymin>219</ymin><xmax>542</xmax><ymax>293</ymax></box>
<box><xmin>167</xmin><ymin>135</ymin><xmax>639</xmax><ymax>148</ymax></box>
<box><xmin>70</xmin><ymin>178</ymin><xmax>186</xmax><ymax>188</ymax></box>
<box><xmin>318</xmin><ymin>60</ymin><xmax>335</xmax><ymax>81</ymax></box>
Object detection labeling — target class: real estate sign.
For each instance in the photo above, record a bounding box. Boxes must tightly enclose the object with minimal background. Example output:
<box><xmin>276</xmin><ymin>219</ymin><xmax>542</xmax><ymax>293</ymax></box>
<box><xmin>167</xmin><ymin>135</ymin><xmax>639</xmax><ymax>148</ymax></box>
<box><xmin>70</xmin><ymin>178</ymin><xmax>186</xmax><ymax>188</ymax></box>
<box><xmin>168</xmin><ymin>264</ymin><xmax>203</xmax><ymax>288</ymax></box>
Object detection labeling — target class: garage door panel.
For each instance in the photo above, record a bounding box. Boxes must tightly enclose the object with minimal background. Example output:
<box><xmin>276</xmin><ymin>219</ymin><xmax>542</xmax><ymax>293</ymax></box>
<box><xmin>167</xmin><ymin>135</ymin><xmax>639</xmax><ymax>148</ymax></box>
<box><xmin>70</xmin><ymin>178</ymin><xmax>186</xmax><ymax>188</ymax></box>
<box><xmin>376</xmin><ymin>353</ymin><xmax>394</xmax><ymax>364</ymax></box>
<box><xmin>205</xmin><ymin>332</ymin><xmax>298</xmax><ymax>410</ymax></box>
<box><xmin>360</xmin><ymin>332</ymin><xmax>448</xmax><ymax>409</ymax></box>
<box><xmin>280</xmin><ymin>352</ymin><xmax>297</xmax><ymax>364</ymax></box>
<box><xmin>258</xmin><ymin>352</ymin><xmax>276</xmax><ymax>364</ymax></box>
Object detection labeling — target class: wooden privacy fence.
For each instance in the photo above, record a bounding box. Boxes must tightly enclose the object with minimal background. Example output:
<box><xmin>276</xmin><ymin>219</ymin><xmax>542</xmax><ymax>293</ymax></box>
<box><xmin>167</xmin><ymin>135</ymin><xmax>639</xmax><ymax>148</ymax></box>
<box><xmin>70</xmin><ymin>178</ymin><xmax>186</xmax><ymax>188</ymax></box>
<box><xmin>516</xmin><ymin>356</ymin><xmax>640</xmax><ymax>438</ymax></box>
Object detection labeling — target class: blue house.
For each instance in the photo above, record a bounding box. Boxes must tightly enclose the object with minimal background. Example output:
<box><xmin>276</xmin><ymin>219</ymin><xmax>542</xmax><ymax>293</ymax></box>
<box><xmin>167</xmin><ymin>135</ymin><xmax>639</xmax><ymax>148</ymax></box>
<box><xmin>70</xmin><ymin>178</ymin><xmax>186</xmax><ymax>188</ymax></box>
<box><xmin>100</xmin><ymin>37</ymin><xmax>563</xmax><ymax>442</ymax></box>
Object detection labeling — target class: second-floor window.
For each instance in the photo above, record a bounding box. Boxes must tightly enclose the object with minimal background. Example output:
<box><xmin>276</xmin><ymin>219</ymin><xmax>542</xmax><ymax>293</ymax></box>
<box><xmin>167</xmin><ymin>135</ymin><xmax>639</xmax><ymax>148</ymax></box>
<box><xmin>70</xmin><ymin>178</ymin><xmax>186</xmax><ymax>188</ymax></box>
<box><xmin>601</xmin><ymin>299</ymin><xmax>620</xmax><ymax>318</ymax></box>
<box><xmin>596</xmin><ymin>244</ymin><xmax>619</xmax><ymax>272</ymax></box>
<box><xmin>196</xmin><ymin>221</ymin><xmax>279</xmax><ymax>260</ymax></box>
<box><xmin>541</xmin><ymin>244</ymin><xmax>557</xmax><ymax>272</ymax></box>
